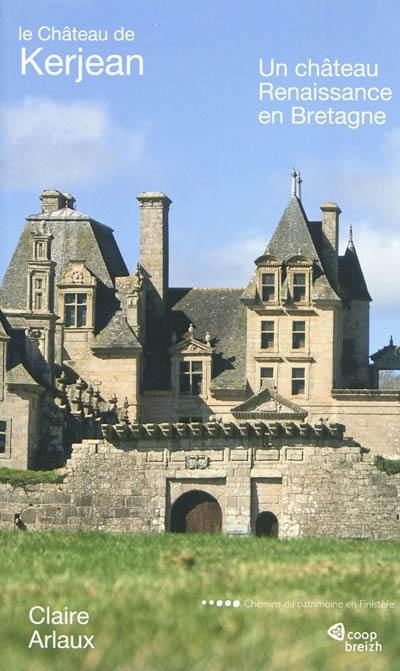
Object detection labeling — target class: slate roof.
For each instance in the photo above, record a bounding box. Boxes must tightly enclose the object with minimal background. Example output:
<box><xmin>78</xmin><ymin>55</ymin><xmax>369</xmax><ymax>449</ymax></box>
<box><xmin>261</xmin><ymin>196</ymin><xmax>371</xmax><ymax>303</ymax></box>
<box><xmin>144</xmin><ymin>288</ymin><xmax>247</xmax><ymax>391</ymax></box>
<box><xmin>370</xmin><ymin>338</ymin><xmax>400</xmax><ymax>364</ymax></box>
<box><xmin>338</xmin><ymin>238</ymin><xmax>372</xmax><ymax>302</ymax></box>
<box><xmin>261</xmin><ymin>197</ymin><xmax>340</xmax><ymax>302</ymax></box>
<box><xmin>92</xmin><ymin>310</ymin><xmax>141</xmax><ymax>351</ymax></box>
<box><xmin>267</xmin><ymin>197</ymin><xmax>319</xmax><ymax>261</ymax></box>
<box><xmin>0</xmin><ymin>310</ymin><xmax>43</xmax><ymax>387</ymax></box>
<box><xmin>0</xmin><ymin>207</ymin><xmax>129</xmax><ymax>310</ymax></box>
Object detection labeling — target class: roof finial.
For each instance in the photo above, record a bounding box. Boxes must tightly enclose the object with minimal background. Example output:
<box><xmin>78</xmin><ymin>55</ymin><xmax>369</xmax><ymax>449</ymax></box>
<box><xmin>348</xmin><ymin>225</ymin><xmax>353</xmax><ymax>245</ymax></box>
<box><xmin>296</xmin><ymin>171</ymin><xmax>302</xmax><ymax>200</ymax></box>
<box><xmin>291</xmin><ymin>167</ymin><xmax>297</xmax><ymax>197</ymax></box>
<box><xmin>390</xmin><ymin>335</ymin><xmax>394</xmax><ymax>346</ymax></box>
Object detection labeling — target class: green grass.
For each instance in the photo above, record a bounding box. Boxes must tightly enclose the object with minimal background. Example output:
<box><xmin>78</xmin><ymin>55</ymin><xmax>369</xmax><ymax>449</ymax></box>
<box><xmin>0</xmin><ymin>532</ymin><xmax>399</xmax><ymax>671</ymax></box>
<box><xmin>0</xmin><ymin>467</ymin><xmax>64</xmax><ymax>487</ymax></box>
<box><xmin>375</xmin><ymin>455</ymin><xmax>400</xmax><ymax>475</ymax></box>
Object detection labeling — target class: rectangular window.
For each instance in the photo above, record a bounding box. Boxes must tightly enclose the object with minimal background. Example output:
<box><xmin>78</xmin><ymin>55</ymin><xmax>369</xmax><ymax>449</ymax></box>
<box><xmin>291</xmin><ymin>367</ymin><xmax>305</xmax><ymax>395</ymax></box>
<box><xmin>179</xmin><ymin>360</ymin><xmax>203</xmax><ymax>396</ymax></box>
<box><xmin>0</xmin><ymin>420</ymin><xmax>6</xmax><ymax>453</ymax></box>
<box><xmin>292</xmin><ymin>321</ymin><xmax>306</xmax><ymax>349</ymax></box>
<box><xmin>293</xmin><ymin>273</ymin><xmax>306</xmax><ymax>302</ymax></box>
<box><xmin>261</xmin><ymin>320</ymin><xmax>275</xmax><ymax>349</ymax></box>
<box><xmin>64</xmin><ymin>293</ymin><xmax>88</xmax><ymax>328</ymax></box>
<box><xmin>261</xmin><ymin>273</ymin><xmax>276</xmax><ymax>302</ymax></box>
<box><xmin>32</xmin><ymin>277</ymin><xmax>45</xmax><ymax>311</ymax></box>
<box><xmin>34</xmin><ymin>293</ymin><xmax>43</xmax><ymax>310</ymax></box>
<box><xmin>260</xmin><ymin>367</ymin><xmax>274</xmax><ymax>389</ymax></box>
<box><xmin>35</xmin><ymin>241</ymin><xmax>45</xmax><ymax>259</ymax></box>
<box><xmin>178</xmin><ymin>416</ymin><xmax>203</xmax><ymax>423</ymax></box>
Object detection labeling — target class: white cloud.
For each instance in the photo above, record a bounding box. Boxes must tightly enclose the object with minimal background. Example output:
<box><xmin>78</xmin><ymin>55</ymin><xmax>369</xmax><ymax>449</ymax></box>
<box><xmin>0</xmin><ymin>96</ymin><xmax>148</xmax><ymax>187</ymax></box>
<box><xmin>173</xmin><ymin>128</ymin><xmax>400</xmax><ymax>313</ymax></box>
<box><xmin>336</xmin><ymin>128</ymin><xmax>400</xmax><ymax>311</ymax></box>
<box><xmin>350</xmin><ymin>221</ymin><xmax>400</xmax><ymax>309</ymax></box>
<box><xmin>171</xmin><ymin>234</ymin><xmax>266</xmax><ymax>288</ymax></box>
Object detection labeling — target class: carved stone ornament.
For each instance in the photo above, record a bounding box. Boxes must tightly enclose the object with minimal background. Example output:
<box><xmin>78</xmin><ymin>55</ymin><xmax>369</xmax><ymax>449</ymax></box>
<box><xmin>185</xmin><ymin>455</ymin><xmax>210</xmax><ymax>470</ymax></box>
<box><xmin>59</xmin><ymin>261</ymin><xmax>96</xmax><ymax>287</ymax></box>
<box><xmin>26</xmin><ymin>327</ymin><xmax>43</xmax><ymax>342</ymax></box>
<box><xmin>71</xmin><ymin>269</ymin><xmax>85</xmax><ymax>284</ymax></box>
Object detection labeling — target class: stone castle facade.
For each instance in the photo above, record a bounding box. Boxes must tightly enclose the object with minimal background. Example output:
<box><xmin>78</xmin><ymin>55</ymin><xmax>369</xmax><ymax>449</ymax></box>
<box><xmin>0</xmin><ymin>173</ymin><xmax>399</xmax><ymax>537</ymax></box>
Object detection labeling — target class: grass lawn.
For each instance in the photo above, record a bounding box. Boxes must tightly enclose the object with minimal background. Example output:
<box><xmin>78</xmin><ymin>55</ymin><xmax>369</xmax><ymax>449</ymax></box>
<box><xmin>0</xmin><ymin>532</ymin><xmax>399</xmax><ymax>671</ymax></box>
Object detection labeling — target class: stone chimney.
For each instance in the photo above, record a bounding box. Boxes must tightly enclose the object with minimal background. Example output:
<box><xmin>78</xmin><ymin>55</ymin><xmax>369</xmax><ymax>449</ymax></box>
<box><xmin>320</xmin><ymin>201</ymin><xmax>341</xmax><ymax>287</ymax></box>
<box><xmin>137</xmin><ymin>192</ymin><xmax>172</xmax><ymax>315</ymax></box>
<box><xmin>40</xmin><ymin>189</ymin><xmax>67</xmax><ymax>213</ymax></box>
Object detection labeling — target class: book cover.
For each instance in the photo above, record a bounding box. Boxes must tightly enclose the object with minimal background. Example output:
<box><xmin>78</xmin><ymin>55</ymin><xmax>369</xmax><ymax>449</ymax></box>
<box><xmin>0</xmin><ymin>2</ymin><xmax>399</xmax><ymax>670</ymax></box>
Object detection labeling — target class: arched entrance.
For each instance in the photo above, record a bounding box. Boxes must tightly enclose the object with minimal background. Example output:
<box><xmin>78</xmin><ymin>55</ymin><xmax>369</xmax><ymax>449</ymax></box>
<box><xmin>170</xmin><ymin>490</ymin><xmax>222</xmax><ymax>533</ymax></box>
<box><xmin>255</xmin><ymin>511</ymin><xmax>279</xmax><ymax>537</ymax></box>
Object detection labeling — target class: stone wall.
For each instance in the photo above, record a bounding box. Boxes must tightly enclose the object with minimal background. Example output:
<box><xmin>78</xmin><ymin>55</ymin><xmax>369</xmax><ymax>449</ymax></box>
<box><xmin>0</xmin><ymin>427</ymin><xmax>399</xmax><ymax>538</ymax></box>
<box><xmin>308</xmin><ymin>391</ymin><xmax>400</xmax><ymax>457</ymax></box>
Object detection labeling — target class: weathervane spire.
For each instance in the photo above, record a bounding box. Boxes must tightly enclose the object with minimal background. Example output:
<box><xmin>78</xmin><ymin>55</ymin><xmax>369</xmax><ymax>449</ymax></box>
<box><xmin>296</xmin><ymin>171</ymin><xmax>302</xmax><ymax>200</ymax></box>
<box><xmin>291</xmin><ymin>167</ymin><xmax>297</xmax><ymax>196</ymax></box>
<box><xmin>348</xmin><ymin>225</ymin><xmax>353</xmax><ymax>245</ymax></box>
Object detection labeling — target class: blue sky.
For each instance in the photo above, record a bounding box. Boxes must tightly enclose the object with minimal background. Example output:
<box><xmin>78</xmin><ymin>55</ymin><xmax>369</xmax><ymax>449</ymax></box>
<box><xmin>1</xmin><ymin>0</ymin><xmax>399</xmax><ymax>353</ymax></box>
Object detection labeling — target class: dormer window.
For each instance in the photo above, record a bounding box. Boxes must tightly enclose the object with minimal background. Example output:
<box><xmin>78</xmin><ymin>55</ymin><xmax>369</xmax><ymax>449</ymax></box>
<box><xmin>261</xmin><ymin>273</ymin><xmax>276</xmax><ymax>302</ymax></box>
<box><xmin>57</xmin><ymin>261</ymin><xmax>97</xmax><ymax>333</ymax></box>
<box><xmin>169</xmin><ymin>326</ymin><xmax>214</xmax><ymax>400</ymax></box>
<box><xmin>293</xmin><ymin>273</ymin><xmax>306</xmax><ymax>302</ymax></box>
<box><xmin>179</xmin><ymin>360</ymin><xmax>203</xmax><ymax>395</ymax></box>
<box><xmin>286</xmin><ymin>257</ymin><xmax>312</xmax><ymax>305</ymax></box>
<box><xmin>64</xmin><ymin>293</ymin><xmax>88</xmax><ymax>328</ymax></box>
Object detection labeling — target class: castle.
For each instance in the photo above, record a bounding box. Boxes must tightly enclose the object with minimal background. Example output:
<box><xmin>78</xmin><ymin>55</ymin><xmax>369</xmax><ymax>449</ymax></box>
<box><xmin>0</xmin><ymin>173</ymin><xmax>399</xmax><ymax>537</ymax></box>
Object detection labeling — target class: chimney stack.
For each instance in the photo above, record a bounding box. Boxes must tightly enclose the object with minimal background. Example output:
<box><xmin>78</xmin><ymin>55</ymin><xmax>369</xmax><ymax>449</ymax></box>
<box><xmin>40</xmin><ymin>189</ymin><xmax>67</xmax><ymax>213</ymax></box>
<box><xmin>320</xmin><ymin>201</ymin><xmax>341</xmax><ymax>287</ymax></box>
<box><xmin>40</xmin><ymin>190</ymin><xmax>76</xmax><ymax>213</ymax></box>
<box><xmin>137</xmin><ymin>192</ymin><xmax>172</xmax><ymax>315</ymax></box>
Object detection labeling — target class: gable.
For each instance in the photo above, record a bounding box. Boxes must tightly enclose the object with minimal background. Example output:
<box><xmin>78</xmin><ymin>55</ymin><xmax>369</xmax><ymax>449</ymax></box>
<box><xmin>232</xmin><ymin>386</ymin><xmax>308</xmax><ymax>420</ymax></box>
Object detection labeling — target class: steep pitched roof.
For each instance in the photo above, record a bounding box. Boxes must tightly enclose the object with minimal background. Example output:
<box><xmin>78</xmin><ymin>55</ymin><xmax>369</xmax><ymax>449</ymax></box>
<box><xmin>267</xmin><ymin>196</ymin><xmax>319</xmax><ymax>260</ymax></box>
<box><xmin>0</xmin><ymin>207</ymin><xmax>129</xmax><ymax>310</ymax></box>
<box><xmin>144</xmin><ymin>288</ymin><xmax>247</xmax><ymax>391</ymax></box>
<box><xmin>259</xmin><ymin>197</ymin><xmax>340</xmax><ymax>302</ymax></box>
<box><xmin>338</xmin><ymin>235</ymin><xmax>372</xmax><ymax>302</ymax></box>
<box><xmin>91</xmin><ymin>310</ymin><xmax>141</xmax><ymax>351</ymax></box>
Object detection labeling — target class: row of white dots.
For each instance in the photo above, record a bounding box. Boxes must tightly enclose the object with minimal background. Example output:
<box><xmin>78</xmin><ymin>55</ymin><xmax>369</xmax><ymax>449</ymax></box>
<box><xmin>201</xmin><ymin>599</ymin><xmax>241</xmax><ymax>607</ymax></box>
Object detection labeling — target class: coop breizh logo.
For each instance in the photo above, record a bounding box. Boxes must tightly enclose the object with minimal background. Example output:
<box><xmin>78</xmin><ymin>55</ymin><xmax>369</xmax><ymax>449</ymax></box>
<box><xmin>327</xmin><ymin>622</ymin><xmax>382</xmax><ymax>652</ymax></box>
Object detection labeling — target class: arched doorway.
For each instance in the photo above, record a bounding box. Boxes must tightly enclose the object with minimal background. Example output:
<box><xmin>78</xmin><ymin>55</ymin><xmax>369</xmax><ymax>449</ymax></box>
<box><xmin>255</xmin><ymin>511</ymin><xmax>279</xmax><ymax>537</ymax></box>
<box><xmin>170</xmin><ymin>490</ymin><xmax>222</xmax><ymax>533</ymax></box>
